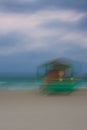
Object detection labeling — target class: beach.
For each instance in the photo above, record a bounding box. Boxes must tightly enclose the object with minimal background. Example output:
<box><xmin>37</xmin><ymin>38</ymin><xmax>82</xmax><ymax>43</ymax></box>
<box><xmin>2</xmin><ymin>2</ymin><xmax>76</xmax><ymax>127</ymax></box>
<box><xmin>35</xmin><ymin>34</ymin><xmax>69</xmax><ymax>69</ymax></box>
<box><xmin>0</xmin><ymin>90</ymin><xmax>87</xmax><ymax>130</ymax></box>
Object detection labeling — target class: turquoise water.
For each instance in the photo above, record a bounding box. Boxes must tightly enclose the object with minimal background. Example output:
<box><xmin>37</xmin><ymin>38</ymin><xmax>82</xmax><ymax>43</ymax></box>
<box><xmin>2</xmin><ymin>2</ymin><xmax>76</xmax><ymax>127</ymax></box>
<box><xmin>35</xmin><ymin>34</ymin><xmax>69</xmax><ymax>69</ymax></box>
<box><xmin>0</xmin><ymin>76</ymin><xmax>42</xmax><ymax>90</ymax></box>
<box><xmin>0</xmin><ymin>76</ymin><xmax>87</xmax><ymax>90</ymax></box>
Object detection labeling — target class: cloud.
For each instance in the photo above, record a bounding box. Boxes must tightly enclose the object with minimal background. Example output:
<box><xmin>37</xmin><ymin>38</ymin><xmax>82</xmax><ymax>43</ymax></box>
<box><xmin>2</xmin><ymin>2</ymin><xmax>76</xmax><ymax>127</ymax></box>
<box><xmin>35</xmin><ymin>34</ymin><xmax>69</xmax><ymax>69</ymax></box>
<box><xmin>0</xmin><ymin>0</ymin><xmax>39</xmax><ymax>13</ymax></box>
<box><xmin>14</xmin><ymin>0</ymin><xmax>38</xmax><ymax>2</ymax></box>
<box><xmin>0</xmin><ymin>0</ymin><xmax>38</xmax><ymax>3</ymax></box>
<box><xmin>0</xmin><ymin>8</ymin><xmax>86</xmax><ymax>33</ymax></box>
<box><xmin>0</xmin><ymin>8</ymin><xmax>87</xmax><ymax>55</ymax></box>
<box><xmin>0</xmin><ymin>0</ymin><xmax>87</xmax><ymax>14</ymax></box>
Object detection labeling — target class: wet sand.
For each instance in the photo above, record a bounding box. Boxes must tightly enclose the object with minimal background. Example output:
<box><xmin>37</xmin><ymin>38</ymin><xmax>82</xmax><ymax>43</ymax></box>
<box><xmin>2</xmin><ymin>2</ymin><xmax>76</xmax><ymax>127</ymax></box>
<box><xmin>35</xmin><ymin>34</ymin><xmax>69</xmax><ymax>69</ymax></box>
<box><xmin>0</xmin><ymin>90</ymin><xmax>87</xmax><ymax>130</ymax></box>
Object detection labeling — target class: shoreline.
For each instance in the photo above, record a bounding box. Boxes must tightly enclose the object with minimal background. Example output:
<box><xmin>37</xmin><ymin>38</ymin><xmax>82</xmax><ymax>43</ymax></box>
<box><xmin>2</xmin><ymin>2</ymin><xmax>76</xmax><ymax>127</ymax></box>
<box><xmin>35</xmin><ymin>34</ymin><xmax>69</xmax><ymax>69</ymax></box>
<box><xmin>0</xmin><ymin>86</ymin><xmax>87</xmax><ymax>92</ymax></box>
<box><xmin>1</xmin><ymin>88</ymin><xmax>87</xmax><ymax>95</ymax></box>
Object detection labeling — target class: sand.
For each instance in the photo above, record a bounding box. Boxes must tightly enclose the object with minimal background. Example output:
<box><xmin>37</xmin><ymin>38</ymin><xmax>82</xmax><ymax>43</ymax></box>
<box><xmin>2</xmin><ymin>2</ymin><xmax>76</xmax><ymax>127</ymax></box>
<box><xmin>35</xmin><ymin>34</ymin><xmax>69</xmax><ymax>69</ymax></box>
<box><xmin>0</xmin><ymin>90</ymin><xmax>87</xmax><ymax>130</ymax></box>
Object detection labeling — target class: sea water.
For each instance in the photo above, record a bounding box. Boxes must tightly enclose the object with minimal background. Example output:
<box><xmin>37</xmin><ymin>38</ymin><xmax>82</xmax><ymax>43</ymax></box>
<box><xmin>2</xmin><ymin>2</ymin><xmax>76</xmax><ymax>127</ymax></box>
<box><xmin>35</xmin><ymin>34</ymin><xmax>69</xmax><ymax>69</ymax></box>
<box><xmin>0</xmin><ymin>75</ymin><xmax>87</xmax><ymax>90</ymax></box>
<box><xmin>0</xmin><ymin>76</ymin><xmax>42</xmax><ymax>90</ymax></box>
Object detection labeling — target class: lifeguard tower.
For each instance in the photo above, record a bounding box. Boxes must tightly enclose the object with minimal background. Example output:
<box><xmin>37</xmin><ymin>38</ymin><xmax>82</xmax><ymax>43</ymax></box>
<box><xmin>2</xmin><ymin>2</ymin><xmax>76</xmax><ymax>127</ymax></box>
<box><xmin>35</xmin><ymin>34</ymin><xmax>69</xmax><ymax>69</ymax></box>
<box><xmin>37</xmin><ymin>58</ymin><xmax>81</xmax><ymax>94</ymax></box>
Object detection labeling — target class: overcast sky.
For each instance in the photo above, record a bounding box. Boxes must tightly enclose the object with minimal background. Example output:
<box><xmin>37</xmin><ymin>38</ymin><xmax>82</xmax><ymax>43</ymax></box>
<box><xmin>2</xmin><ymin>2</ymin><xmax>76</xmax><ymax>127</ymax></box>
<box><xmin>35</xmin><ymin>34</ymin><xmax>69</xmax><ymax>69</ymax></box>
<box><xmin>0</xmin><ymin>0</ymin><xmax>87</xmax><ymax>74</ymax></box>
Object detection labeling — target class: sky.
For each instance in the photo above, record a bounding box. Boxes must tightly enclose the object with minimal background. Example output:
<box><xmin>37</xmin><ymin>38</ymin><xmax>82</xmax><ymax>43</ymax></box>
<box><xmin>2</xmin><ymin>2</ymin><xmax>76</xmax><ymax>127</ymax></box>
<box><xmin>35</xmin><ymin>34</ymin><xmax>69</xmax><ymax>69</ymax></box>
<box><xmin>0</xmin><ymin>0</ymin><xmax>87</xmax><ymax>74</ymax></box>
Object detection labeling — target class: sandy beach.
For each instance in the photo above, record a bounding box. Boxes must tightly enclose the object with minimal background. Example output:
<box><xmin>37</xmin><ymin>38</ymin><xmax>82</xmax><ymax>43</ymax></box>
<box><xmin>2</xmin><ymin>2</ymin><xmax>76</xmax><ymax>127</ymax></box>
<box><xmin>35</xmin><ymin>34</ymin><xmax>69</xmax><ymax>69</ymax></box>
<box><xmin>0</xmin><ymin>90</ymin><xmax>87</xmax><ymax>130</ymax></box>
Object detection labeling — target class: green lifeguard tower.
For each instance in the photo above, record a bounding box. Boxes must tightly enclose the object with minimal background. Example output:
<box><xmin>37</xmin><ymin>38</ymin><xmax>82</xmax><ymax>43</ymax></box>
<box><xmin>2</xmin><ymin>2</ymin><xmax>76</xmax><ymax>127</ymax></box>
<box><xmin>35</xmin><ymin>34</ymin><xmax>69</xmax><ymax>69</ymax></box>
<box><xmin>37</xmin><ymin>58</ymin><xmax>81</xmax><ymax>94</ymax></box>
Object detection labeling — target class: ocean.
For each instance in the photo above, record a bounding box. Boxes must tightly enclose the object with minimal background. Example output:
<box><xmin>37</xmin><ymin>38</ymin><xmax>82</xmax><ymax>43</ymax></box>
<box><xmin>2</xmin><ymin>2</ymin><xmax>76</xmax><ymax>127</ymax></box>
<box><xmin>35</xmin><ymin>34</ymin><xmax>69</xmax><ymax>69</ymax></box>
<box><xmin>0</xmin><ymin>75</ymin><xmax>87</xmax><ymax>90</ymax></box>
<box><xmin>0</xmin><ymin>75</ymin><xmax>42</xmax><ymax>90</ymax></box>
